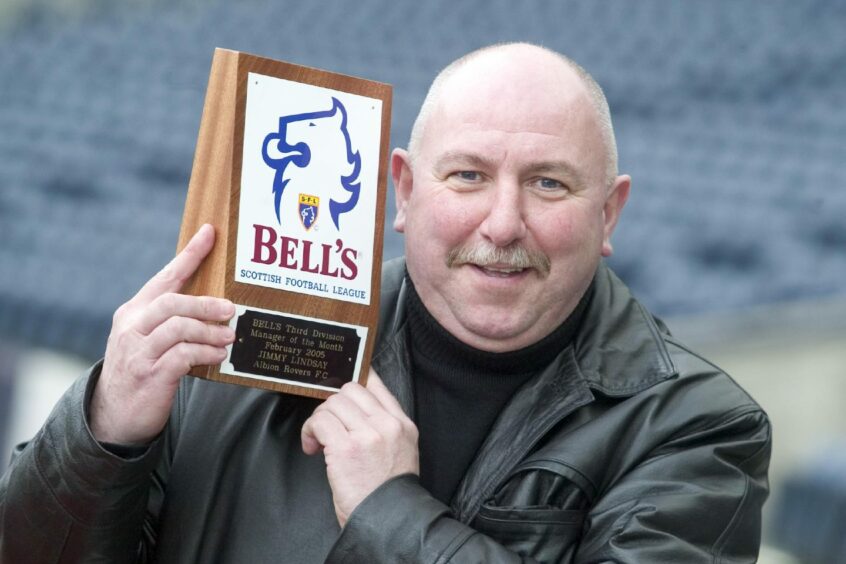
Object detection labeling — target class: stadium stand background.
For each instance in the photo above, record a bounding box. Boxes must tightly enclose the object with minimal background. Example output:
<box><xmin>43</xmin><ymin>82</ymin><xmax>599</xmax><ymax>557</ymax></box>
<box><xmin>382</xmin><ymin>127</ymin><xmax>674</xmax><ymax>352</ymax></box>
<box><xmin>1</xmin><ymin>1</ymin><xmax>844</xmax><ymax>561</ymax></box>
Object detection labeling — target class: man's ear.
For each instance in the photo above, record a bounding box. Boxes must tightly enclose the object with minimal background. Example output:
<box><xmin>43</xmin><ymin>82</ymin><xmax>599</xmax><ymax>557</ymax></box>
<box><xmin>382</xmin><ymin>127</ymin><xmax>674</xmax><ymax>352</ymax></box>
<box><xmin>601</xmin><ymin>174</ymin><xmax>631</xmax><ymax>257</ymax></box>
<box><xmin>391</xmin><ymin>148</ymin><xmax>413</xmax><ymax>233</ymax></box>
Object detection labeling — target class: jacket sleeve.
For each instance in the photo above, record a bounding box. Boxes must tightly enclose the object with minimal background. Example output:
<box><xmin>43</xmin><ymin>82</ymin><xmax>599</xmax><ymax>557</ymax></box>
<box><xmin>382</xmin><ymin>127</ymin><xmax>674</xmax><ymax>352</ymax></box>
<box><xmin>326</xmin><ymin>407</ymin><xmax>771</xmax><ymax>564</ymax></box>
<box><xmin>0</xmin><ymin>363</ymin><xmax>165</xmax><ymax>564</ymax></box>
<box><xmin>326</xmin><ymin>474</ymin><xmax>546</xmax><ymax>564</ymax></box>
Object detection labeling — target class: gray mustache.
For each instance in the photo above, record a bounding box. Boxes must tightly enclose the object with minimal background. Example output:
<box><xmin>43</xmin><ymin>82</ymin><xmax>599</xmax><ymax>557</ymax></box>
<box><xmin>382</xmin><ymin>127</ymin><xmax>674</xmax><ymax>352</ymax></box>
<box><xmin>447</xmin><ymin>243</ymin><xmax>551</xmax><ymax>276</ymax></box>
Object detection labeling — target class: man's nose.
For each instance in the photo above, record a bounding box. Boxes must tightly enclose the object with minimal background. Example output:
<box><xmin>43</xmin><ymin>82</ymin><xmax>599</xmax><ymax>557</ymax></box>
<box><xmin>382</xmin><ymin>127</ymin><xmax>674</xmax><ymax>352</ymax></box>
<box><xmin>478</xmin><ymin>182</ymin><xmax>527</xmax><ymax>247</ymax></box>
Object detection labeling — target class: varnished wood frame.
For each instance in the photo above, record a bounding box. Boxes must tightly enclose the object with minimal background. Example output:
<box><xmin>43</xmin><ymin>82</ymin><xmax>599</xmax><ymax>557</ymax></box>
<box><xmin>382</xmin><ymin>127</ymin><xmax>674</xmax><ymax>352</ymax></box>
<box><xmin>176</xmin><ymin>48</ymin><xmax>392</xmax><ymax>399</ymax></box>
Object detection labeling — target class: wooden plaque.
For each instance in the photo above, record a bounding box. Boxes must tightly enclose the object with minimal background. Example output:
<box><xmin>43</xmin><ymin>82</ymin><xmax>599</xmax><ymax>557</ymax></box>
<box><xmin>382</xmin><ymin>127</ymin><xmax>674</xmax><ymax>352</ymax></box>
<box><xmin>176</xmin><ymin>48</ymin><xmax>392</xmax><ymax>399</ymax></box>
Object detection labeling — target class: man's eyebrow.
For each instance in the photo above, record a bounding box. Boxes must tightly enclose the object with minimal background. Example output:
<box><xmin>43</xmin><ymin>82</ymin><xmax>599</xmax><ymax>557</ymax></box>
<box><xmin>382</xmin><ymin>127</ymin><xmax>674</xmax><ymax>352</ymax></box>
<box><xmin>433</xmin><ymin>151</ymin><xmax>499</xmax><ymax>171</ymax></box>
<box><xmin>432</xmin><ymin>151</ymin><xmax>587</xmax><ymax>186</ymax></box>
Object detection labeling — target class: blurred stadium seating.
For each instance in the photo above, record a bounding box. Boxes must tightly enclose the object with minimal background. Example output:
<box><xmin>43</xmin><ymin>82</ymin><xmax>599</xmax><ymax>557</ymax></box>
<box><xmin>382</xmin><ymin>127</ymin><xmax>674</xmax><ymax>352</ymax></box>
<box><xmin>769</xmin><ymin>441</ymin><xmax>846</xmax><ymax>562</ymax></box>
<box><xmin>1</xmin><ymin>0</ymin><xmax>844</xmax><ymax>359</ymax></box>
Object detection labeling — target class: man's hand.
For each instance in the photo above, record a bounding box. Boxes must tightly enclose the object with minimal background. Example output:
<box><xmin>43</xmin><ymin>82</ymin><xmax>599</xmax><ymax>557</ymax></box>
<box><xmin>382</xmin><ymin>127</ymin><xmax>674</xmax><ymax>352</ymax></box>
<box><xmin>301</xmin><ymin>371</ymin><xmax>419</xmax><ymax>527</ymax></box>
<box><xmin>90</xmin><ymin>224</ymin><xmax>236</xmax><ymax>445</ymax></box>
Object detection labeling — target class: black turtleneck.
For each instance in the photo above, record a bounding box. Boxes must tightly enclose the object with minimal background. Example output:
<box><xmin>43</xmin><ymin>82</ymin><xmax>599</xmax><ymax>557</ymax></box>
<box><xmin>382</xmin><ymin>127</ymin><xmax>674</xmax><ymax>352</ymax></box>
<box><xmin>406</xmin><ymin>277</ymin><xmax>591</xmax><ymax>505</ymax></box>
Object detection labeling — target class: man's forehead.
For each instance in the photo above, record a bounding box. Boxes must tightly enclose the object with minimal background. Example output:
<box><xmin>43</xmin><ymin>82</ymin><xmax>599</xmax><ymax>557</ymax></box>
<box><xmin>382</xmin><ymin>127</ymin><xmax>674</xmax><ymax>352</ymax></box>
<box><xmin>428</xmin><ymin>75</ymin><xmax>600</xmax><ymax>160</ymax></box>
<box><xmin>443</xmin><ymin>47</ymin><xmax>586</xmax><ymax>101</ymax></box>
<box><xmin>409</xmin><ymin>44</ymin><xmax>611</xmax><ymax>185</ymax></box>
<box><xmin>432</xmin><ymin>54</ymin><xmax>593</xmax><ymax>133</ymax></box>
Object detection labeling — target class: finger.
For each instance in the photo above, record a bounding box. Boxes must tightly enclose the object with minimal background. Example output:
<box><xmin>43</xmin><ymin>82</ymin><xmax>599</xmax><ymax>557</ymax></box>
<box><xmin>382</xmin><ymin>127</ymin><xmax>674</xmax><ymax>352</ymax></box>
<box><xmin>302</xmin><ymin>410</ymin><xmax>348</xmax><ymax>455</ymax></box>
<box><xmin>152</xmin><ymin>342</ymin><xmax>229</xmax><ymax>381</ymax></box>
<box><xmin>136</xmin><ymin>293</ymin><xmax>235</xmax><ymax>335</ymax></box>
<box><xmin>333</xmin><ymin>382</ymin><xmax>386</xmax><ymax>417</ymax></box>
<box><xmin>318</xmin><ymin>392</ymin><xmax>372</xmax><ymax>431</ymax></box>
<box><xmin>145</xmin><ymin>316</ymin><xmax>235</xmax><ymax>359</ymax></box>
<box><xmin>134</xmin><ymin>224</ymin><xmax>216</xmax><ymax>306</ymax></box>
<box><xmin>365</xmin><ymin>370</ymin><xmax>407</xmax><ymax>420</ymax></box>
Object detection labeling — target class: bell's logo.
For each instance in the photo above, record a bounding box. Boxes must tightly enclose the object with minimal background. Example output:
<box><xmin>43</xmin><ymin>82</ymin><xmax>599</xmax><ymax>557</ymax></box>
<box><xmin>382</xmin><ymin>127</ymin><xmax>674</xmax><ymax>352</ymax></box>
<box><xmin>261</xmin><ymin>97</ymin><xmax>361</xmax><ymax>232</ymax></box>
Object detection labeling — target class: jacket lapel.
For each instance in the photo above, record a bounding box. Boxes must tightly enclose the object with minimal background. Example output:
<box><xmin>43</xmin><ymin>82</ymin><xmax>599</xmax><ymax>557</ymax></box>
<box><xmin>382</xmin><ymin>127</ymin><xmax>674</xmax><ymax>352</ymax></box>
<box><xmin>450</xmin><ymin>346</ymin><xmax>594</xmax><ymax>523</ymax></box>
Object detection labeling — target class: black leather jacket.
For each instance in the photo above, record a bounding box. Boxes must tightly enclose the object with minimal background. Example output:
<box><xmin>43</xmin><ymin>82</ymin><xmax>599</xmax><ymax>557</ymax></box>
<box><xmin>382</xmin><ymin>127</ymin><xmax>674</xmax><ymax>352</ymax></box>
<box><xmin>0</xmin><ymin>259</ymin><xmax>770</xmax><ymax>563</ymax></box>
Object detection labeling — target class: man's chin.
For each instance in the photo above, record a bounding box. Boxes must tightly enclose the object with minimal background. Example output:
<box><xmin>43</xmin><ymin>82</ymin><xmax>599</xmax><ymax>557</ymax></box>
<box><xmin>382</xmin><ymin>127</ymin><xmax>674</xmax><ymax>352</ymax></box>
<box><xmin>449</xmin><ymin>312</ymin><xmax>540</xmax><ymax>352</ymax></box>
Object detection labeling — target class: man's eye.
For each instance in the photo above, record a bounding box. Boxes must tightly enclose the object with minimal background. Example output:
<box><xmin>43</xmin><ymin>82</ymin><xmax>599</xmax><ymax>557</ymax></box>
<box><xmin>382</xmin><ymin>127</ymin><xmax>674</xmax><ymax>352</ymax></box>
<box><xmin>537</xmin><ymin>177</ymin><xmax>565</xmax><ymax>190</ymax></box>
<box><xmin>454</xmin><ymin>171</ymin><xmax>481</xmax><ymax>182</ymax></box>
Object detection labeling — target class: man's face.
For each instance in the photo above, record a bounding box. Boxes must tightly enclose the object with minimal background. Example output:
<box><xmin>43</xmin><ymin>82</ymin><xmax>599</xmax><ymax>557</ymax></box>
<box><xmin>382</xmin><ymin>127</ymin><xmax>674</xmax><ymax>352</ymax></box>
<box><xmin>393</xmin><ymin>49</ymin><xmax>629</xmax><ymax>352</ymax></box>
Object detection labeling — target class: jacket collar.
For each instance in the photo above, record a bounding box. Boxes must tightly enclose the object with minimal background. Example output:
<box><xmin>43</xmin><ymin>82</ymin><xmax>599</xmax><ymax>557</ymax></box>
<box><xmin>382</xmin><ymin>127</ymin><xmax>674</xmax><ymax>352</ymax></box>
<box><xmin>573</xmin><ymin>262</ymin><xmax>677</xmax><ymax>397</ymax></box>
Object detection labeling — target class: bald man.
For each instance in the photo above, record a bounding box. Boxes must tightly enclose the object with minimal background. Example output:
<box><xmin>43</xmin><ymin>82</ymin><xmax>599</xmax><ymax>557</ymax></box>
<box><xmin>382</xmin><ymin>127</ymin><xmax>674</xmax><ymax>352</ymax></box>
<box><xmin>1</xmin><ymin>44</ymin><xmax>770</xmax><ymax>563</ymax></box>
